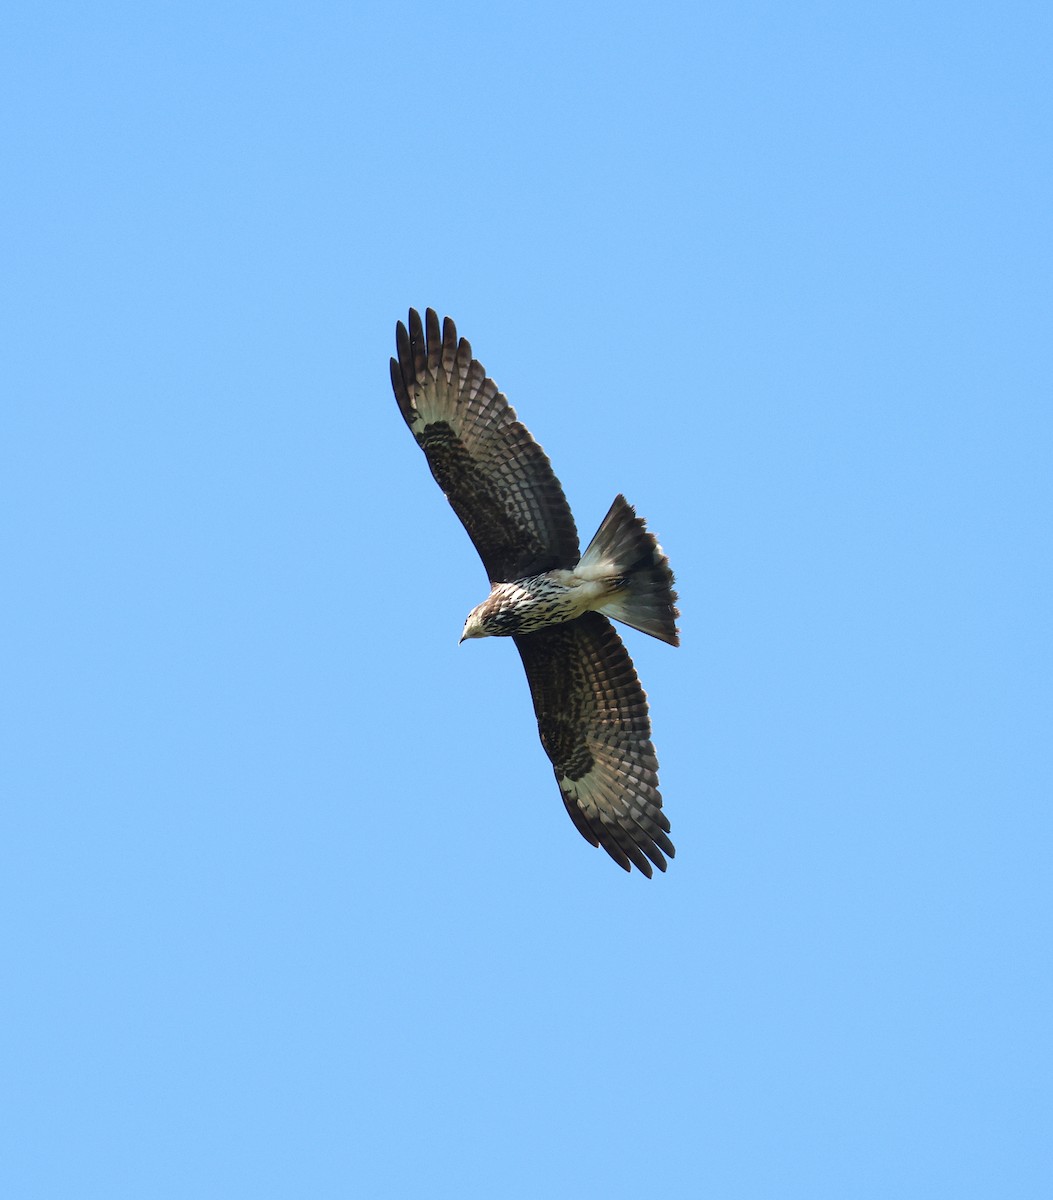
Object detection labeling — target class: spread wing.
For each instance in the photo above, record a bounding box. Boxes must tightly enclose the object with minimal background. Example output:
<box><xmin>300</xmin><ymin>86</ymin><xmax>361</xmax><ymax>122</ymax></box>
<box><xmin>390</xmin><ymin>308</ymin><xmax>580</xmax><ymax>581</ymax></box>
<box><xmin>514</xmin><ymin>611</ymin><xmax>674</xmax><ymax>876</ymax></box>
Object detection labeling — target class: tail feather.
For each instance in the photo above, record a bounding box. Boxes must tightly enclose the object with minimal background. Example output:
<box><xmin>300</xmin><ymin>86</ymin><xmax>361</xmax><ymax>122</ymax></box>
<box><xmin>577</xmin><ymin>495</ymin><xmax>680</xmax><ymax>646</ymax></box>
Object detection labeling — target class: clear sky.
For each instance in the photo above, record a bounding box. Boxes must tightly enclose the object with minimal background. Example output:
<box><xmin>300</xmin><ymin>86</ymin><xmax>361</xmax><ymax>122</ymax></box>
<box><xmin>3</xmin><ymin>2</ymin><xmax>1050</xmax><ymax>1196</ymax></box>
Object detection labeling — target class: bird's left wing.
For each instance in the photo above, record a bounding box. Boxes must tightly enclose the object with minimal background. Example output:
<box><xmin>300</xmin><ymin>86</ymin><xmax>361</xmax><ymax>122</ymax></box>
<box><xmin>514</xmin><ymin>612</ymin><xmax>674</xmax><ymax>876</ymax></box>
<box><xmin>390</xmin><ymin>308</ymin><xmax>580</xmax><ymax>582</ymax></box>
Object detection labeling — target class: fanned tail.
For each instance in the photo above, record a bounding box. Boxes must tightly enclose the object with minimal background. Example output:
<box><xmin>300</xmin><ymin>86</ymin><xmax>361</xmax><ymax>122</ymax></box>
<box><xmin>576</xmin><ymin>495</ymin><xmax>680</xmax><ymax>646</ymax></box>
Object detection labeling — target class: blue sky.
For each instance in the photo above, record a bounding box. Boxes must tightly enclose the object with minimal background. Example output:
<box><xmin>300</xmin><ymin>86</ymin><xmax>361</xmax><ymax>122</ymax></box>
<box><xmin>3</xmin><ymin>1</ymin><xmax>1050</xmax><ymax>1196</ymax></box>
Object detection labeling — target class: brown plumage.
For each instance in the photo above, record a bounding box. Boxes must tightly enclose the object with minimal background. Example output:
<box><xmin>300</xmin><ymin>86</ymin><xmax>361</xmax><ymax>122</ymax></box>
<box><xmin>390</xmin><ymin>308</ymin><xmax>679</xmax><ymax>876</ymax></box>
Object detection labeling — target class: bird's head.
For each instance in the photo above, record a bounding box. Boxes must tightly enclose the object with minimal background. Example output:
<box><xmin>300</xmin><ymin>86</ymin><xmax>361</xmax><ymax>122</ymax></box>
<box><xmin>459</xmin><ymin>605</ymin><xmax>489</xmax><ymax>643</ymax></box>
<box><xmin>460</xmin><ymin>590</ymin><xmax>521</xmax><ymax>643</ymax></box>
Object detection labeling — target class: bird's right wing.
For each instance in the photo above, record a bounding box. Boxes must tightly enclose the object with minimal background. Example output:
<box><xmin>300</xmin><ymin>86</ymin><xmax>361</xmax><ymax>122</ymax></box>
<box><xmin>514</xmin><ymin>612</ymin><xmax>674</xmax><ymax>877</ymax></box>
<box><xmin>390</xmin><ymin>308</ymin><xmax>580</xmax><ymax>582</ymax></box>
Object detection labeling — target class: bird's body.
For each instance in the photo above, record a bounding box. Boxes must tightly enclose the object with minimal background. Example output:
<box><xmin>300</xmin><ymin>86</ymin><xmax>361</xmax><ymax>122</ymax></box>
<box><xmin>390</xmin><ymin>308</ymin><xmax>680</xmax><ymax>876</ymax></box>
<box><xmin>462</xmin><ymin>571</ymin><xmax>601</xmax><ymax>640</ymax></box>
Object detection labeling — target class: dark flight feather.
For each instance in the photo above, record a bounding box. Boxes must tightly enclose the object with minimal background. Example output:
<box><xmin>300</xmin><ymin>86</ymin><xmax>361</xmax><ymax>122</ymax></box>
<box><xmin>514</xmin><ymin>613</ymin><xmax>672</xmax><ymax>877</ymax></box>
<box><xmin>390</xmin><ymin>308</ymin><xmax>580</xmax><ymax>582</ymax></box>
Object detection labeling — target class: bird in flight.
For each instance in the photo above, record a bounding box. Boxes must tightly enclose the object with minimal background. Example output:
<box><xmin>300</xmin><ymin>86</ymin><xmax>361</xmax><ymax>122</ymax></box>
<box><xmin>390</xmin><ymin>309</ymin><xmax>680</xmax><ymax>876</ymax></box>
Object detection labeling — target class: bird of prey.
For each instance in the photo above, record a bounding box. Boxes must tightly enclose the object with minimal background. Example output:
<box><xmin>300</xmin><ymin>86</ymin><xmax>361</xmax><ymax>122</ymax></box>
<box><xmin>390</xmin><ymin>308</ymin><xmax>680</xmax><ymax>876</ymax></box>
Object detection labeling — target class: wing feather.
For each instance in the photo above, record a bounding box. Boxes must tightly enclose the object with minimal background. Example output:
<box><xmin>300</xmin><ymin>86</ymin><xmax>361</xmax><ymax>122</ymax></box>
<box><xmin>391</xmin><ymin>307</ymin><xmax>580</xmax><ymax>581</ymax></box>
<box><xmin>514</xmin><ymin>612</ymin><xmax>674</xmax><ymax>877</ymax></box>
